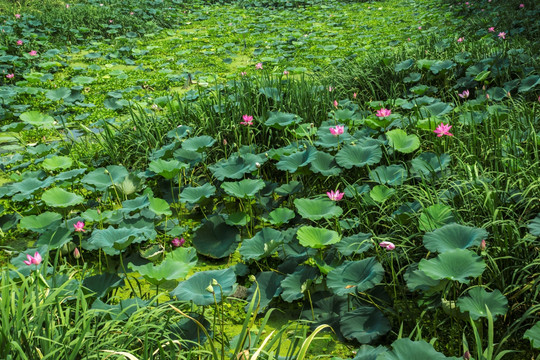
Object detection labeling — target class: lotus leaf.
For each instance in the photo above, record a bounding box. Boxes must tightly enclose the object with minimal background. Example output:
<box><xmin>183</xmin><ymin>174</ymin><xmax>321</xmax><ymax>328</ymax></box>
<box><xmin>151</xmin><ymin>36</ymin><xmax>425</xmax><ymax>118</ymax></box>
<box><xmin>524</xmin><ymin>322</ymin><xmax>540</xmax><ymax>349</ymax></box>
<box><xmin>281</xmin><ymin>266</ymin><xmax>319</xmax><ymax>302</ymax></box>
<box><xmin>327</xmin><ymin>258</ymin><xmax>384</xmax><ymax>296</ymax></box>
<box><xmin>182</xmin><ymin>135</ymin><xmax>216</xmax><ymax>152</ymax></box>
<box><xmin>82</xmin><ymin>165</ymin><xmax>128</xmax><ymax>191</ymax></box>
<box><xmin>83</xmin><ymin>273</ymin><xmax>124</xmax><ymax>299</ymax></box>
<box><xmin>335</xmin><ymin>144</ymin><xmax>382</xmax><ymax>169</ymax></box>
<box><xmin>340</xmin><ymin>306</ymin><xmax>391</xmax><ymax>343</ymax></box>
<box><xmin>395</xmin><ymin>59</ymin><xmax>414</xmax><ymax>72</ymax></box>
<box><xmin>180</xmin><ymin>183</ymin><xmax>216</xmax><ymax>204</ymax></box>
<box><xmin>129</xmin><ymin>247</ymin><xmax>197</xmax><ymax>285</ymax></box>
<box><xmin>301</xmin><ymin>292</ymin><xmax>347</xmax><ymax>337</ymax></box>
<box><xmin>148</xmin><ymin>159</ymin><xmax>188</xmax><ymax>179</ymax></box>
<box><xmin>404</xmin><ymin>264</ymin><xmax>441</xmax><ymax>292</ymax></box>
<box><xmin>423</xmin><ymin>223</ymin><xmax>487</xmax><ymax>253</ymax></box>
<box><xmin>411</xmin><ymin>152</ymin><xmax>451</xmax><ymax>178</ymax></box>
<box><xmin>457</xmin><ymin>287</ymin><xmax>508</xmax><ymax>320</ymax></box>
<box><xmin>174</xmin><ymin>148</ymin><xmax>203</xmax><ymax>165</ymax></box>
<box><xmin>83</xmin><ymin>226</ymin><xmax>146</xmax><ymax>255</ymax></box>
<box><xmin>170</xmin><ymin>268</ymin><xmax>237</xmax><ymax>305</ymax></box>
<box><xmin>54</xmin><ymin>168</ymin><xmax>87</xmax><ymax>182</ymax></box>
<box><xmin>222</xmin><ymin>179</ymin><xmax>265</xmax><ymax>198</ymax></box>
<box><xmin>42</xmin><ymin>156</ymin><xmax>73</xmax><ymax>171</ymax></box>
<box><xmin>192</xmin><ymin>216</ymin><xmax>240</xmax><ymax>259</ymax></box>
<box><xmin>275</xmin><ymin>181</ymin><xmax>303</xmax><ymax>196</ymax></box>
<box><xmin>265</xmin><ymin>111</ymin><xmax>302</xmax><ymax>129</ymax></box>
<box><xmin>386</xmin><ymin>129</ymin><xmax>420</xmax><ymax>154</ymax></box>
<box><xmin>42</xmin><ymin>187</ymin><xmax>84</xmax><ymax>208</ymax></box>
<box><xmin>209</xmin><ymin>155</ymin><xmax>258</xmax><ymax>181</ymax></box>
<box><xmin>239</xmin><ymin>228</ymin><xmax>283</xmax><ymax>261</ymax></box>
<box><xmin>528</xmin><ymin>214</ymin><xmax>540</xmax><ymax>236</ymax></box>
<box><xmin>10</xmin><ymin>177</ymin><xmax>54</xmax><ymax>201</ymax></box>
<box><xmin>276</xmin><ymin>146</ymin><xmax>318</xmax><ymax>173</ymax></box>
<box><xmin>377</xmin><ymin>338</ymin><xmax>458</xmax><ymax>360</ymax></box>
<box><xmin>369</xmin><ymin>185</ymin><xmax>395</xmax><ymax>203</ymax></box>
<box><xmin>315</xmin><ymin>130</ymin><xmax>353</xmax><ymax>149</ymax></box>
<box><xmin>518</xmin><ymin>75</ymin><xmax>540</xmax><ymax>93</ymax></box>
<box><xmin>91</xmin><ymin>298</ymin><xmax>148</xmax><ymax>321</ymax></box>
<box><xmin>418</xmin><ymin>204</ymin><xmax>455</xmax><ymax>232</ymax></box>
<box><xmin>353</xmin><ymin>345</ymin><xmax>388</xmax><ymax>360</ymax></box>
<box><xmin>167</xmin><ymin>125</ymin><xmax>192</xmax><ymax>139</ymax></box>
<box><xmin>334</xmin><ymin>232</ymin><xmax>372</xmax><ymax>256</ymax></box>
<box><xmin>246</xmin><ymin>271</ymin><xmax>285</xmax><ymax>313</ymax></box>
<box><xmin>19</xmin><ymin>212</ymin><xmax>62</xmax><ymax>232</ymax></box>
<box><xmin>71</xmin><ymin>76</ymin><xmax>95</xmax><ymax>84</ymax></box>
<box><xmin>121</xmin><ymin>195</ymin><xmax>150</xmax><ymax>212</ymax></box>
<box><xmin>148</xmin><ymin>196</ymin><xmax>172</xmax><ymax>216</ymax></box>
<box><xmin>35</xmin><ymin>227</ymin><xmax>71</xmax><ymax>249</ymax></box>
<box><xmin>294</xmin><ymin>198</ymin><xmax>343</xmax><ymax>221</ymax></box>
<box><xmin>368</xmin><ymin>165</ymin><xmax>407</xmax><ymax>186</ymax></box>
<box><xmin>419</xmin><ymin>249</ymin><xmax>486</xmax><ymax>283</ymax></box>
<box><xmin>20</xmin><ymin>111</ymin><xmax>55</xmax><ymax>127</ymax></box>
<box><xmin>46</xmin><ymin>87</ymin><xmax>71</xmax><ymax>101</ymax></box>
<box><xmin>267</xmin><ymin>207</ymin><xmax>295</xmax><ymax>225</ymax></box>
<box><xmin>225</xmin><ymin>212</ymin><xmax>250</xmax><ymax>226</ymax></box>
<box><xmin>310</xmin><ymin>151</ymin><xmax>342</xmax><ymax>176</ymax></box>
<box><xmin>297</xmin><ymin>226</ymin><xmax>340</xmax><ymax>249</ymax></box>
<box><xmin>169</xmin><ymin>313</ymin><xmax>211</xmax><ymax>347</ymax></box>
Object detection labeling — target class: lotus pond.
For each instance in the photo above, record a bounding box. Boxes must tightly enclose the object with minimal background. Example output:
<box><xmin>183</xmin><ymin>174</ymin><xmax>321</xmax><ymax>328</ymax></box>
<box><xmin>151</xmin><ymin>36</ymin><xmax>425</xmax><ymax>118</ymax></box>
<box><xmin>0</xmin><ymin>0</ymin><xmax>539</xmax><ymax>359</ymax></box>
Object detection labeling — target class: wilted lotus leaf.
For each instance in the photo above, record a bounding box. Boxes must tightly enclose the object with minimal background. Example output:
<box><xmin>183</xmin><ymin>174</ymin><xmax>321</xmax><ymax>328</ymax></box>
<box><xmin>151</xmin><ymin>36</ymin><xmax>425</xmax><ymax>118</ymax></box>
<box><xmin>170</xmin><ymin>267</ymin><xmax>237</xmax><ymax>305</ymax></box>
<box><xmin>129</xmin><ymin>247</ymin><xmax>198</xmax><ymax>285</ymax></box>
<box><xmin>294</xmin><ymin>198</ymin><xmax>343</xmax><ymax>221</ymax></box>
<box><xmin>385</xmin><ymin>129</ymin><xmax>420</xmax><ymax>154</ymax></box>
<box><xmin>222</xmin><ymin>179</ymin><xmax>265</xmax><ymax>198</ymax></box>
<box><xmin>327</xmin><ymin>258</ymin><xmax>384</xmax><ymax>296</ymax></box>
<box><xmin>42</xmin><ymin>187</ymin><xmax>84</xmax><ymax>208</ymax></box>
<box><xmin>340</xmin><ymin>306</ymin><xmax>391</xmax><ymax>343</ymax></box>
<box><xmin>457</xmin><ymin>287</ymin><xmax>508</xmax><ymax>320</ymax></box>
<box><xmin>297</xmin><ymin>226</ymin><xmax>340</xmax><ymax>249</ymax></box>
<box><xmin>239</xmin><ymin>228</ymin><xmax>283</xmax><ymax>261</ymax></box>
<box><xmin>335</xmin><ymin>144</ymin><xmax>382</xmax><ymax>169</ymax></box>
<box><xmin>419</xmin><ymin>249</ymin><xmax>486</xmax><ymax>283</ymax></box>
<box><xmin>180</xmin><ymin>183</ymin><xmax>216</xmax><ymax>204</ymax></box>
<box><xmin>192</xmin><ymin>215</ymin><xmax>240</xmax><ymax>259</ymax></box>
<box><xmin>423</xmin><ymin>223</ymin><xmax>487</xmax><ymax>253</ymax></box>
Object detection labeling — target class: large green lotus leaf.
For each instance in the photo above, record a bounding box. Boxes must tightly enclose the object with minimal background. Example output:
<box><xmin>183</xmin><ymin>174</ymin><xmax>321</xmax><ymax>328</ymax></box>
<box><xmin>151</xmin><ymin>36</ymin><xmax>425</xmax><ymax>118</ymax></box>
<box><xmin>301</xmin><ymin>292</ymin><xmax>347</xmax><ymax>337</ymax></box>
<box><xmin>411</xmin><ymin>152</ymin><xmax>451</xmax><ymax>178</ymax></box>
<box><xmin>45</xmin><ymin>87</ymin><xmax>71</xmax><ymax>101</ymax></box>
<box><xmin>71</xmin><ymin>76</ymin><xmax>95</xmax><ymax>84</ymax></box>
<box><xmin>281</xmin><ymin>266</ymin><xmax>319</xmax><ymax>302</ymax></box>
<box><xmin>83</xmin><ymin>226</ymin><xmax>145</xmax><ymax>255</ymax></box>
<box><xmin>423</xmin><ymin>101</ymin><xmax>454</xmax><ymax>117</ymax></box>
<box><xmin>54</xmin><ymin>168</ymin><xmax>87</xmax><ymax>182</ymax></box>
<box><xmin>225</xmin><ymin>212</ymin><xmax>250</xmax><ymax>226</ymax></box>
<box><xmin>528</xmin><ymin>214</ymin><xmax>540</xmax><ymax>236</ymax></box>
<box><xmin>369</xmin><ymin>185</ymin><xmax>395</xmax><ymax>203</ymax></box>
<box><xmin>42</xmin><ymin>187</ymin><xmax>84</xmax><ymax>208</ymax></box>
<box><xmin>294</xmin><ymin>198</ymin><xmax>343</xmax><ymax>221</ymax></box>
<box><xmin>42</xmin><ymin>156</ymin><xmax>73</xmax><ymax>171</ymax></box>
<box><xmin>457</xmin><ymin>287</ymin><xmax>507</xmax><ymax>320</ymax></box>
<box><xmin>327</xmin><ymin>258</ymin><xmax>384</xmax><ymax>296</ymax></box>
<box><xmin>239</xmin><ymin>228</ymin><xmax>283</xmax><ymax>261</ymax></box>
<box><xmin>121</xmin><ymin>195</ymin><xmax>150</xmax><ymax>213</ymax></box>
<box><xmin>423</xmin><ymin>223</ymin><xmax>487</xmax><ymax>253</ymax></box>
<box><xmin>20</xmin><ymin>111</ymin><xmax>55</xmax><ymax>126</ymax></box>
<box><xmin>260</xmin><ymin>87</ymin><xmax>281</xmax><ymax>101</ymax></box>
<box><xmin>274</xmin><ymin>181</ymin><xmax>303</xmax><ymax>196</ymax></box>
<box><xmin>192</xmin><ymin>216</ymin><xmax>240</xmax><ymax>259</ymax></box>
<box><xmin>297</xmin><ymin>226</ymin><xmax>340</xmax><ymax>249</ymax></box>
<box><xmin>209</xmin><ymin>155</ymin><xmax>257</xmax><ymax>181</ymax></box>
<box><xmin>353</xmin><ymin>345</ymin><xmax>387</xmax><ymax>360</ymax></box>
<box><xmin>182</xmin><ymin>135</ymin><xmax>216</xmax><ymax>152</ymax></box>
<box><xmin>82</xmin><ymin>165</ymin><xmax>128</xmax><ymax>191</ymax></box>
<box><xmin>173</xmin><ymin>148</ymin><xmax>203</xmax><ymax>165</ymax></box>
<box><xmin>315</xmin><ymin>129</ymin><xmax>353</xmax><ymax>149</ymax></box>
<box><xmin>369</xmin><ymin>165</ymin><xmax>407</xmax><ymax>186</ymax></box>
<box><xmin>222</xmin><ymin>179</ymin><xmax>265</xmax><ymax>198</ymax></box>
<box><xmin>518</xmin><ymin>75</ymin><xmax>540</xmax><ymax>93</ymax></box>
<box><xmin>335</xmin><ymin>144</ymin><xmax>382</xmax><ymax>169</ymax></box>
<box><xmin>340</xmin><ymin>307</ymin><xmax>391</xmax><ymax>343</ymax></box>
<box><xmin>11</xmin><ymin>177</ymin><xmax>54</xmax><ymax>201</ymax></box>
<box><xmin>310</xmin><ymin>151</ymin><xmax>342</xmax><ymax>176</ymax></box>
<box><xmin>524</xmin><ymin>322</ymin><xmax>540</xmax><ymax>349</ymax></box>
<box><xmin>276</xmin><ymin>146</ymin><xmax>318</xmax><ymax>173</ymax></box>
<box><xmin>267</xmin><ymin>207</ymin><xmax>295</xmax><ymax>225</ymax></box>
<box><xmin>19</xmin><ymin>212</ymin><xmax>62</xmax><ymax>232</ymax></box>
<box><xmin>180</xmin><ymin>183</ymin><xmax>216</xmax><ymax>204</ymax></box>
<box><xmin>148</xmin><ymin>196</ymin><xmax>172</xmax><ymax>216</ymax></box>
<box><xmin>418</xmin><ymin>204</ymin><xmax>455</xmax><ymax>232</ymax></box>
<box><xmin>35</xmin><ymin>227</ymin><xmax>71</xmax><ymax>249</ymax></box>
<box><xmin>82</xmin><ymin>273</ymin><xmax>124</xmax><ymax>299</ymax></box>
<box><xmin>118</xmin><ymin>217</ymin><xmax>157</xmax><ymax>241</ymax></box>
<box><xmin>167</xmin><ymin>125</ymin><xmax>192</xmax><ymax>139</ymax></box>
<box><xmin>129</xmin><ymin>247</ymin><xmax>198</xmax><ymax>284</ymax></box>
<box><xmin>170</xmin><ymin>268</ymin><xmax>237</xmax><ymax>305</ymax></box>
<box><xmin>395</xmin><ymin>59</ymin><xmax>414</xmax><ymax>72</ymax></box>
<box><xmin>386</xmin><ymin>129</ymin><xmax>420</xmax><ymax>154</ymax></box>
<box><xmin>246</xmin><ymin>271</ymin><xmax>285</xmax><ymax>313</ymax></box>
<box><xmin>148</xmin><ymin>159</ymin><xmax>188</xmax><ymax>179</ymax></box>
<box><xmin>265</xmin><ymin>111</ymin><xmax>302</xmax><ymax>129</ymax></box>
<box><xmin>334</xmin><ymin>232</ymin><xmax>372</xmax><ymax>256</ymax></box>
<box><xmin>419</xmin><ymin>249</ymin><xmax>486</xmax><ymax>283</ymax></box>
<box><xmin>114</xmin><ymin>173</ymin><xmax>143</xmax><ymax>197</ymax></box>
<box><xmin>377</xmin><ymin>338</ymin><xmax>459</xmax><ymax>360</ymax></box>
<box><xmin>404</xmin><ymin>263</ymin><xmax>441</xmax><ymax>292</ymax></box>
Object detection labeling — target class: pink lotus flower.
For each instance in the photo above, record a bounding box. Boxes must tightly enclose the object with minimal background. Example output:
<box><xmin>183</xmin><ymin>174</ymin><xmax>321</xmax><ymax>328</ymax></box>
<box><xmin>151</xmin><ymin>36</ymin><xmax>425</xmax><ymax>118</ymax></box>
<box><xmin>109</xmin><ymin>19</ymin><xmax>113</xmax><ymax>23</ymax></box>
<box><xmin>498</xmin><ymin>32</ymin><xmax>506</xmax><ymax>39</ymax></box>
<box><xmin>73</xmin><ymin>247</ymin><xmax>81</xmax><ymax>259</ymax></box>
<box><xmin>240</xmin><ymin>114</ymin><xmax>253</xmax><ymax>126</ymax></box>
<box><xmin>458</xmin><ymin>90</ymin><xmax>470</xmax><ymax>98</ymax></box>
<box><xmin>16</xmin><ymin>40</ymin><xmax>23</xmax><ymax>45</ymax></box>
<box><xmin>376</xmin><ymin>108</ymin><xmax>391</xmax><ymax>117</ymax></box>
<box><xmin>23</xmin><ymin>252</ymin><xmax>42</xmax><ymax>266</ymax></box>
<box><xmin>6</xmin><ymin>74</ymin><xmax>14</xmax><ymax>79</ymax></box>
<box><xmin>329</xmin><ymin>125</ymin><xmax>344</xmax><ymax>136</ymax></box>
<box><xmin>171</xmin><ymin>237</ymin><xmax>185</xmax><ymax>247</ymax></box>
<box><xmin>73</xmin><ymin>221</ymin><xmax>85</xmax><ymax>232</ymax></box>
<box><xmin>283</xmin><ymin>70</ymin><xmax>289</xmax><ymax>75</ymax></box>
<box><xmin>327</xmin><ymin>190</ymin><xmax>344</xmax><ymax>201</ymax></box>
<box><xmin>240</xmin><ymin>71</ymin><xmax>246</xmax><ymax>76</ymax></box>
<box><xmin>519</xmin><ymin>3</ymin><xmax>524</xmax><ymax>8</ymax></box>
<box><xmin>130</xmin><ymin>11</ymin><xmax>134</xmax><ymax>15</ymax></box>
<box><xmin>379</xmin><ymin>241</ymin><xmax>395</xmax><ymax>250</ymax></box>
<box><xmin>66</xmin><ymin>4</ymin><xmax>70</xmax><ymax>8</ymax></box>
<box><xmin>480</xmin><ymin>239</ymin><xmax>486</xmax><ymax>251</ymax></box>
<box><xmin>488</xmin><ymin>27</ymin><xmax>495</xmax><ymax>32</ymax></box>
<box><xmin>15</xmin><ymin>14</ymin><xmax>21</xmax><ymax>18</ymax></box>
<box><xmin>418</xmin><ymin>26</ymin><xmax>422</xmax><ymax>30</ymax></box>
<box><xmin>353</xmin><ymin>92</ymin><xmax>357</xmax><ymax>98</ymax></box>
<box><xmin>328</xmin><ymin>86</ymin><xmax>333</xmax><ymax>92</ymax></box>
<box><xmin>434</xmin><ymin>122</ymin><xmax>453</xmax><ymax>137</ymax></box>
<box><xmin>333</xmin><ymin>100</ymin><xmax>338</xmax><ymax>108</ymax></box>
<box><xmin>457</xmin><ymin>37</ymin><xmax>464</xmax><ymax>43</ymax></box>
<box><xmin>28</xmin><ymin>50</ymin><xmax>37</xmax><ymax>56</ymax></box>
<box><xmin>255</xmin><ymin>62</ymin><xmax>263</xmax><ymax>70</ymax></box>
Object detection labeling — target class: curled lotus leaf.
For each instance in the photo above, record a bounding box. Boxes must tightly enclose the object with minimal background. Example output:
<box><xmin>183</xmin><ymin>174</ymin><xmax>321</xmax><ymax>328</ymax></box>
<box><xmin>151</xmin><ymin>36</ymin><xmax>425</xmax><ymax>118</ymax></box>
<box><xmin>385</xmin><ymin>129</ymin><xmax>420</xmax><ymax>154</ymax></box>
<box><xmin>276</xmin><ymin>146</ymin><xmax>318</xmax><ymax>173</ymax></box>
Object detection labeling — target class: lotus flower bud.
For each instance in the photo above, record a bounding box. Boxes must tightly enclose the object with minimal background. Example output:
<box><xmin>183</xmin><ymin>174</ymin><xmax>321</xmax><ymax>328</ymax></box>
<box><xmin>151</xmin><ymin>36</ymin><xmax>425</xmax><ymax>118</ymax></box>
<box><xmin>212</xmin><ymin>279</ymin><xmax>219</xmax><ymax>286</ymax></box>
<box><xmin>206</xmin><ymin>285</ymin><xmax>214</xmax><ymax>293</ymax></box>
<box><xmin>480</xmin><ymin>239</ymin><xmax>486</xmax><ymax>251</ymax></box>
<box><xmin>255</xmin><ymin>162</ymin><xmax>261</xmax><ymax>168</ymax></box>
<box><xmin>73</xmin><ymin>247</ymin><xmax>81</xmax><ymax>259</ymax></box>
<box><xmin>463</xmin><ymin>351</ymin><xmax>471</xmax><ymax>360</ymax></box>
<box><xmin>249</xmin><ymin>275</ymin><xmax>256</xmax><ymax>282</ymax></box>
